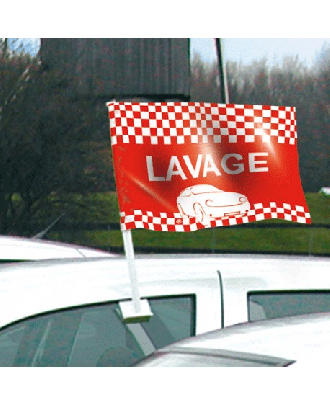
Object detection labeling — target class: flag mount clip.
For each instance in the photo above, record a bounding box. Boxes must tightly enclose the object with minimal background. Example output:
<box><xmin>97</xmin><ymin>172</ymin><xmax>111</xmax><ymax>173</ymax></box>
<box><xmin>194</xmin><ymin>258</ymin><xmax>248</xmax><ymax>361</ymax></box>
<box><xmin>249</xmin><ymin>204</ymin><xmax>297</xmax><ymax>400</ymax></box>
<box><xmin>119</xmin><ymin>299</ymin><xmax>153</xmax><ymax>324</ymax></box>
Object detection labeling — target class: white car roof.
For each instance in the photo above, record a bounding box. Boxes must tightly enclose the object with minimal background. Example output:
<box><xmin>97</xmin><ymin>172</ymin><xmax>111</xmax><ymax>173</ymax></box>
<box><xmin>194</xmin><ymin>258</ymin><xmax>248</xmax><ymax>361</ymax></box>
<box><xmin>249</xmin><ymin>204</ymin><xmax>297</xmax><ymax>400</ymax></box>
<box><xmin>0</xmin><ymin>255</ymin><xmax>223</xmax><ymax>331</ymax></box>
<box><xmin>0</xmin><ymin>235</ymin><xmax>117</xmax><ymax>260</ymax></box>
<box><xmin>0</xmin><ymin>253</ymin><xmax>330</xmax><ymax>332</ymax></box>
<box><xmin>166</xmin><ymin>312</ymin><xmax>330</xmax><ymax>364</ymax></box>
<box><xmin>214</xmin><ymin>254</ymin><xmax>330</xmax><ymax>326</ymax></box>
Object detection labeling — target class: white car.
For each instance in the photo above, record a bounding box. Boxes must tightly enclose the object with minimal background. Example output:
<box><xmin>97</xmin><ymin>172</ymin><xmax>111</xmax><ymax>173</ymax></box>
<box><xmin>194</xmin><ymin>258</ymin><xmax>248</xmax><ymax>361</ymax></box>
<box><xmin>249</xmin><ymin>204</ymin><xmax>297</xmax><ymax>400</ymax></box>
<box><xmin>177</xmin><ymin>184</ymin><xmax>250</xmax><ymax>225</ymax></box>
<box><xmin>0</xmin><ymin>235</ymin><xmax>117</xmax><ymax>261</ymax></box>
<box><xmin>135</xmin><ymin>312</ymin><xmax>330</xmax><ymax>367</ymax></box>
<box><xmin>0</xmin><ymin>254</ymin><xmax>329</xmax><ymax>366</ymax></box>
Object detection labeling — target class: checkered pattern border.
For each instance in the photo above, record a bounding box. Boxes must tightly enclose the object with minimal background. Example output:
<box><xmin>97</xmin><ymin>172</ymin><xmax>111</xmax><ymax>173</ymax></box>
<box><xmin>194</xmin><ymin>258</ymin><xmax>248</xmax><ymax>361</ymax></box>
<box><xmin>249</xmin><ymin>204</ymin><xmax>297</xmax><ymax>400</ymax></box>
<box><xmin>120</xmin><ymin>202</ymin><xmax>311</xmax><ymax>232</ymax></box>
<box><xmin>108</xmin><ymin>101</ymin><xmax>297</xmax><ymax>146</ymax></box>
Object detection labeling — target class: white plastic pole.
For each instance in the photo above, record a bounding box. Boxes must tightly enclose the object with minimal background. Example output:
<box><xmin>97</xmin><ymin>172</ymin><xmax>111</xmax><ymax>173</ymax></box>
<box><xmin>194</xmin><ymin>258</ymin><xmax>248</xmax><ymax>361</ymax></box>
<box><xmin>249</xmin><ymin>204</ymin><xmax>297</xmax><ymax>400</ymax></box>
<box><xmin>122</xmin><ymin>229</ymin><xmax>141</xmax><ymax>313</ymax></box>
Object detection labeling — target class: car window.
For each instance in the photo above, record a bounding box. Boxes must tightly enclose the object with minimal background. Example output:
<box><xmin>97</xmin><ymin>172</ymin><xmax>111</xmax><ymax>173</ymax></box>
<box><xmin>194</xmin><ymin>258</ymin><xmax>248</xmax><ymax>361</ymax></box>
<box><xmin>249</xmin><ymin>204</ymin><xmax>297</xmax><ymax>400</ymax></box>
<box><xmin>248</xmin><ymin>290</ymin><xmax>330</xmax><ymax>321</ymax></box>
<box><xmin>140</xmin><ymin>296</ymin><xmax>195</xmax><ymax>349</ymax></box>
<box><xmin>0</xmin><ymin>295</ymin><xmax>195</xmax><ymax>367</ymax></box>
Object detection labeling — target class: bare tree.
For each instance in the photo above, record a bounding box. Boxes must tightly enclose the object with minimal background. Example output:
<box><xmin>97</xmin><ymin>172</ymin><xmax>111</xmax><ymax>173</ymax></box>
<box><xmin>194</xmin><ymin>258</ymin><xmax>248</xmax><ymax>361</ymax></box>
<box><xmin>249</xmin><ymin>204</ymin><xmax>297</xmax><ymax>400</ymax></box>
<box><xmin>190</xmin><ymin>50</ymin><xmax>330</xmax><ymax>192</ymax></box>
<box><xmin>0</xmin><ymin>45</ymin><xmax>114</xmax><ymax>234</ymax></box>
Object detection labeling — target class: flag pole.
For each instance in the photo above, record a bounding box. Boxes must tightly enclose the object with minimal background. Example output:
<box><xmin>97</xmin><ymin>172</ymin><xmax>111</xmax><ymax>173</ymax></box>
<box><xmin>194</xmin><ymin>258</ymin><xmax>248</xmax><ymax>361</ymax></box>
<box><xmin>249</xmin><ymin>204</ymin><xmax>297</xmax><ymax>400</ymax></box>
<box><xmin>120</xmin><ymin>229</ymin><xmax>153</xmax><ymax>322</ymax></box>
<box><xmin>215</xmin><ymin>38</ymin><xmax>229</xmax><ymax>104</ymax></box>
<box><xmin>213</xmin><ymin>38</ymin><xmax>229</xmax><ymax>253</ymax></box>
<box><xmin>108</xmin><ymin>100</ymin><xmax>152</xmax><ymax>322</ymax></box>
<box><xmin>122</xmin><ymin>229</ymin><xmax>141</xmax><ymax>313</ymax></box>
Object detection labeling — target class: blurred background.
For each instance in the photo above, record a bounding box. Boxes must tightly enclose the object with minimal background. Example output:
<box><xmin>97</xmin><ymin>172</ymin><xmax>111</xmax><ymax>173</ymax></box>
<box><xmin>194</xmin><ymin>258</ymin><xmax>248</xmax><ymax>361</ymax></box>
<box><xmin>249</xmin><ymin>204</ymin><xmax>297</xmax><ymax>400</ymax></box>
<box><xmin>0</xmin><ymin>38</ymin><xmax>329</xmax><ymax>255</ymax></box>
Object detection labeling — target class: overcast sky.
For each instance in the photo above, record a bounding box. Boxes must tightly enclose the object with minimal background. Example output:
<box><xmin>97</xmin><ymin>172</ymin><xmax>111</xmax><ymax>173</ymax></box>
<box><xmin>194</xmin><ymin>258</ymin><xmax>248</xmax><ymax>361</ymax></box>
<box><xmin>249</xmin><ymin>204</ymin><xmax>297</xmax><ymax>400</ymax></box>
<box><xmin>191</xmin><ymin>38</ymin><xmax>330</xmax><ymax>67</ymax></box>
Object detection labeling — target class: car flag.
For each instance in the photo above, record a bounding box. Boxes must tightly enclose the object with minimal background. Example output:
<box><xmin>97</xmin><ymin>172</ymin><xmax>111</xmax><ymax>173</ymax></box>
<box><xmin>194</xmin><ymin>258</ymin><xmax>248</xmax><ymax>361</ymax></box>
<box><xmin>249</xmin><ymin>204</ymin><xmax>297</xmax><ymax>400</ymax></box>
<box><xmin>107</xmin><ymin>101</ymin><xmax>311</xmax><ymax>232</ymax></box>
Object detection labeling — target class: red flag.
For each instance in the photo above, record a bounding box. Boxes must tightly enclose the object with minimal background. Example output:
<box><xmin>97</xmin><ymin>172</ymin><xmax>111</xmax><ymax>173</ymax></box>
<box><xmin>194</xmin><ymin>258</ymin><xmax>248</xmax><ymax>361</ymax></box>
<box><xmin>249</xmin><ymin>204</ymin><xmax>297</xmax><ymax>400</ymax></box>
<box><xmin>107</xmin><ymin>101</ymin><xmax>311</xmax><ymax>232</ymax></box>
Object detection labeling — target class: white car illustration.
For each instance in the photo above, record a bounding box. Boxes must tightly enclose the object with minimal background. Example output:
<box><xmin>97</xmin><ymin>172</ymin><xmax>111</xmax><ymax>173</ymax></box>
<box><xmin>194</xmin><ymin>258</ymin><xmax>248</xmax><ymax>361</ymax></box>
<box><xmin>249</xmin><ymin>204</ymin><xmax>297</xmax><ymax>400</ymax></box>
<box><xmin>177</xmin><ymin>184</ymin><xmax>250</xmax><ymax>225</ymax></box>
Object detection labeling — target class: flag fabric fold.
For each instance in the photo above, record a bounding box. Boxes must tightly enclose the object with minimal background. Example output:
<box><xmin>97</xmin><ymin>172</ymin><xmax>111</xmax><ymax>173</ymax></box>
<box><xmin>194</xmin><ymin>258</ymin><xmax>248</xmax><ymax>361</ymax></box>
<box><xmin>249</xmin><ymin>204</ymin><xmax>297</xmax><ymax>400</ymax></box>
<box><xmin>107</xmin><ymin>101</ymin><xmax>311</xmax><ymax>232</ymax></box>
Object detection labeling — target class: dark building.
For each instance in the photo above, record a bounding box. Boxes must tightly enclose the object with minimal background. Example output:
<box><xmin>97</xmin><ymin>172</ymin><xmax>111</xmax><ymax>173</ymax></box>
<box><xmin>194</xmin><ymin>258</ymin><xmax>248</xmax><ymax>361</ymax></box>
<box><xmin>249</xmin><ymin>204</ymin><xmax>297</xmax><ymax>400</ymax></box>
<box><xmin>40</xmin><ymin>38</ymin><xmax>190</xmax><ymax>101</ymax></box>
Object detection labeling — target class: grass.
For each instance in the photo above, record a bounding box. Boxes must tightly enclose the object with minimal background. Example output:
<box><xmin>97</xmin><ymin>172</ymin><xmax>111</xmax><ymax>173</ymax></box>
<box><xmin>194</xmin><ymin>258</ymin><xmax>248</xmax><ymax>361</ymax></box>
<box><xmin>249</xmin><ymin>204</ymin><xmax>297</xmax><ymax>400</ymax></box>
<box><xmin>47</xmin><ymin>192</ymin><xmax>330</xmax><ymax>256</ymax></box>
<box><xmin>305</xmin><ymin>193</ymin><xmax>330</xmax><ymax>224</ymax></box>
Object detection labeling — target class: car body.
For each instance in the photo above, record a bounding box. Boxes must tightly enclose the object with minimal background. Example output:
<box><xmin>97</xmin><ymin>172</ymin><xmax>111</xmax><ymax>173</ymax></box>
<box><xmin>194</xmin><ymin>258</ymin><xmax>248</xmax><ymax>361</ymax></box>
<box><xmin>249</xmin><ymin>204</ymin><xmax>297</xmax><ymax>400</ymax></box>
<box><xmin>177</xmin><ymin>184</ymin><xmax>250</xmax><ymax>225</ymax></box>
<box><xmin>0</xmin><ymin>253</ymin><xmax>330</xmax><ymax>366</ymax></box>
<box><xmin>0</xmin><ymin>235</ymin><xmax>117</xmax><ymax>261</ymax></box>
<box><xmin>135</xmin><ymin>312</ymin><xmax>330</xmax><ymax>367</ymax></box>
<box><xmin>0</xmin><ymin>255</ymin><xmax>222</xmax><ymax>366</ymax></box>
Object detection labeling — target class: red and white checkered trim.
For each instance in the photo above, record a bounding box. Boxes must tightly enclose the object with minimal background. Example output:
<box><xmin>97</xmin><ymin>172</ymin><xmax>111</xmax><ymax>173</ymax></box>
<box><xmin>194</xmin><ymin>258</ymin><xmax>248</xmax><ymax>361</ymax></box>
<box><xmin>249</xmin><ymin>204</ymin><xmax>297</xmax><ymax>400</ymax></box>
<box><xmin>108</xmin><ymin>102</ymin><xmax>297</xmax><ymax>146</ymax></box>
<box><xmin>120</xmin><ymin>203</ymin><xmax>311</xmax><ymax>232</ymax></box>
